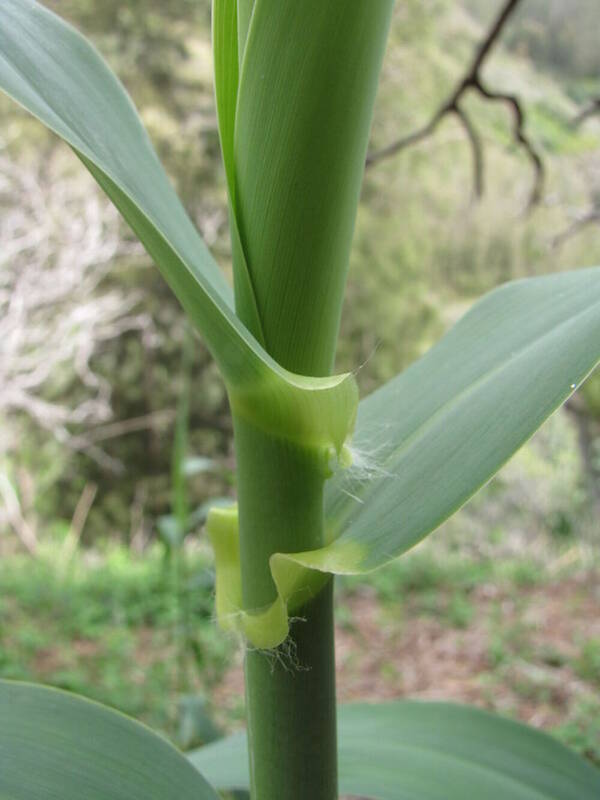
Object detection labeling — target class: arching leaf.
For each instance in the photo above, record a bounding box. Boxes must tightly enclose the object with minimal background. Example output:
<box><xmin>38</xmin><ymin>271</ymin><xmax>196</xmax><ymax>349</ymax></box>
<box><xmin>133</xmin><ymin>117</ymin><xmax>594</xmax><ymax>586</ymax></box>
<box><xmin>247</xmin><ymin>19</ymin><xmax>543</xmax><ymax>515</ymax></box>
<box><xmin>209</xmin><ymin>268</ymin><xmax>600</xmax><ymax>649</ymax></box>
<box><xmin>316</xmin><ymin>267</ymin><xmax>600</xmax><ymax>573</ymax></box>
<box><xmin>0</xmin><ymin>0</ymin><xmax>357</xmax><ymax>454</ymax></box>
<box><xmin>189</xmin><ymin>701</ymin><xmax>600</xmax><ymax>799</ymax></box>
<box><xmin>0</xmin><ymin>680</ymin><xmax>218</xmax><ymax>799</ymax></box>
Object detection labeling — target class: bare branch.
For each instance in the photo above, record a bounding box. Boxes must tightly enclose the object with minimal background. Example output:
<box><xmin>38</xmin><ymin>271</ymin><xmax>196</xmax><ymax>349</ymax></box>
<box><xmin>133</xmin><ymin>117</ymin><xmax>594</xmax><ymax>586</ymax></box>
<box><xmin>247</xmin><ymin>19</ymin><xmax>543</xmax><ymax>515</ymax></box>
<box><xmin>572</xmin><ymin>98</ymin><xmax>600</xmax><ymax>128</ymax></box>
<box><xmin>551</xmin><ymin>207</ymin><xmax>600</xmax><ymax>250</ymax></box>
<box><xmin>469</xmin><ymin>0</ymin><xmax>522</xmax><ymax>74</ymax></box>
<box><xmin>453</xmin><ymin>105</ymin><xmax>484</xmax><ymax>199</ymax></box>
<box><xmin>476</xmin><ymin>83</ymin><xmax>544</xmax><ymax>209</ymax></box>
<box><xmin>68</xmin><ymin>409</ymin><xmax>176</xmax><ymax>449</ymax></box>
<box><xmin>61</xmin><ymin>482</ymin><xmax>98</xmax><ymax>562</ymax></box>
<box><xmin>367</xmin><ymin>0</ymin><xmax>544</xmax><ymax>209</ymax></box>
<box><xmin>365</xmin><ymin>117</ymin><xmax>439</xmax><ymax>166</ymax></box>
<box><xmin>0</xmin><ymin>473</ymin><xmax>38</xmax><ymax>554</ymax></box>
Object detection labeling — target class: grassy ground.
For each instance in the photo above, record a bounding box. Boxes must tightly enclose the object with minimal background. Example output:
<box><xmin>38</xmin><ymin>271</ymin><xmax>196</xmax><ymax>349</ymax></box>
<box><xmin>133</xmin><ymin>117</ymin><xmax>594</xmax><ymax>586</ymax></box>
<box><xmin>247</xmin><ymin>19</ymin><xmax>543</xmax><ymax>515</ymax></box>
<box><xmin>2</xmin><ymin>532</ymin><xmax>598</xmax><ymax>762</ymax></box>
<box><xmin>1</xmin><ymin>415</ymin><xmax>599</xmax><ymax>763</ymax></box>
<box><xmin>0</xmin><ymin>540</ymin><xmax>231</xmax><ymax>742</ymax></box>
<box><xmin>219</xmin><ymin>553</ymin><xmax>600</xmax><ymax>766</ymax></box>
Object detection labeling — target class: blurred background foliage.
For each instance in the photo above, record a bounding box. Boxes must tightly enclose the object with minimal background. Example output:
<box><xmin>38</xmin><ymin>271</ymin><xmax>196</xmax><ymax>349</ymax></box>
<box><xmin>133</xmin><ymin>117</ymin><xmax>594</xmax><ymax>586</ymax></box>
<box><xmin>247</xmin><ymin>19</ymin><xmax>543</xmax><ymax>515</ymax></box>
<box><xmin>1</xmin><ymin>0</ymin><xmax>599</xmax><ymax>762</ymax></box>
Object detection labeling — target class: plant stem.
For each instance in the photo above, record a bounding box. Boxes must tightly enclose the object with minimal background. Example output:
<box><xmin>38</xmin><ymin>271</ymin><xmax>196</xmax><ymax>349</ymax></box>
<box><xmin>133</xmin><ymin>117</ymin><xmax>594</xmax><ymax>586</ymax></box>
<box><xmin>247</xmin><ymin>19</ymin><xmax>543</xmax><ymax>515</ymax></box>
<box><xmin>233</xmin><ymin>415</ymin><xmax>337</xmax><ymax>800</ymax></box>
<box><xmin>228</xmin><ymin>9</ymin><xmax>393</xmax><ymax>794</ymax></box>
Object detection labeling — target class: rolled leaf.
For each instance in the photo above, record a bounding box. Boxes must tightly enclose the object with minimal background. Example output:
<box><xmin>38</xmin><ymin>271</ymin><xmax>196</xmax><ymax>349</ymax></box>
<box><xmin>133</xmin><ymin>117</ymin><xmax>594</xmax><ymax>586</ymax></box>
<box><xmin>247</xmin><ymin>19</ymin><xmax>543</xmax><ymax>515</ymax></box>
<box><xmin>232</xmin><ymin>0</ymin><xmax>394</xmax><ymax>375</ymax></box>
<box><xmin>189</xmin><ymin>701</ymin><xmax>600</xmax><ymax>799</ymax></box>
<box><xmin>0</xmin><ymin>680</ymin><xmax>218</xmax><ymax>799</ymax></box>
<box><xmin>236</xmin><ymin>1</ymin><xmax>254</xmax><ymax>62</ymax></box>
<box><xmin>212</xmin><ymin>0</ymin><xmax>265</xmax><ymax>344</ymax></box>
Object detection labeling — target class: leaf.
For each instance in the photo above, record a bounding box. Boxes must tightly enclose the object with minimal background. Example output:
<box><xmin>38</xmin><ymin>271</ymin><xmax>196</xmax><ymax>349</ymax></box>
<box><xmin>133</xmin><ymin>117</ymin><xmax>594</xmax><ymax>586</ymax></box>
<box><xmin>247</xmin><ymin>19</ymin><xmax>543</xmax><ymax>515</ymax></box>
<box><xmin>236</xmin><ymin>1</ymin><xmax>254</xmax><ymax>62</ymax></box>
<box><xmin>232</xmin><ymin>0</ymin><xmax>394</xmax><ymax>374</ymax></box>
<box><xmin>0</xmin><ymin>0</ymin><xmax>357</xmax><ymax>454</ymax></box>
<box><xmin>315</xmin><ymin>267</ymin><xmax>600</xmax><ymax>573</ymax></box>
<box><xmin>212</xmin><ymin>0</ymin><xmax>239</xmax><ymax>204</ymax></box>
<box><xmin>0</xmin><ymin>680</ymin><xmax>218</xmax><ymax>799</ymax></box>
<box><xmin>215</xmin><ymin>0</ymin><xmax>394</xmax><ymax>372</ymax></box>
<box><xmin>208</xmin><ymin>269</ymin><xmax>600</xmax><ymax>648</ymax></box>
<box><xmin>212</xmin><ymin>0</ymin><xmax>265</xmax><ymax>345</ymax></box>
<box><xmin>189</xmin><ymin>701</ymin><xmax>600</xmax><ymax>799</ymax></box>
<box><xmin>207</xmin><ymin>267</ymin><xmax>600</xmax><ymax>646</ymax></box>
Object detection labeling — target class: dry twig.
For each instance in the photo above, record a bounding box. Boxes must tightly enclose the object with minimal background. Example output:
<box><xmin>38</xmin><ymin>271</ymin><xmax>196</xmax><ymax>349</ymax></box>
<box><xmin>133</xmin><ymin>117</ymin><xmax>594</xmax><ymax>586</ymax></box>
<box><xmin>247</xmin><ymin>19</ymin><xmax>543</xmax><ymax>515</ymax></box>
<box><xmin>61</xmin><ymin>482</ymin><xmax>98</xmax><ymax>562</ymax></box>
<box><xmin>572</xmin><ymin>98</ymin><xmax>600</xmax><ymax>128</ymax></box>
<box><xmin>551</xmin><ymin>208</ymin><xmax>600</xmax><ymax>250</ymax></box>
<box><xmin>367</xmin><ymin>0</ymin><xmax>543</xmax><ymax>209</ymax></box>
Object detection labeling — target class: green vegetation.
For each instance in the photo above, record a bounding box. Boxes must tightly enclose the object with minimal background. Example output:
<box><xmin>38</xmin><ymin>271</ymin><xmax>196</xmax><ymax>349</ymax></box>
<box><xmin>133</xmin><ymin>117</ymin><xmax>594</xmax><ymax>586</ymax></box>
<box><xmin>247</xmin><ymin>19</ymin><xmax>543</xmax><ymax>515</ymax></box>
<box><xmin>575</xmin><ymin>639</ymin><xmax>600</xmax><ymax>688</ymax></box>
<box><xmin>1</xmin><ymin>1</ymin><xmax>600</xmax><ymax>799</ymax></box>
<box><xmin>2</xmin><ymin>538</ymin><xmax>599</xmax><ymax>764</ymax></box>
<box><xmin>3</xmin><ymin>0</ymin><xmax>600</xmax><ymax>542</ymax></box>
<box><xmin>0</xmin><ymin>541</ymin><xmax>229</xmax><ymax>738</ymax></box>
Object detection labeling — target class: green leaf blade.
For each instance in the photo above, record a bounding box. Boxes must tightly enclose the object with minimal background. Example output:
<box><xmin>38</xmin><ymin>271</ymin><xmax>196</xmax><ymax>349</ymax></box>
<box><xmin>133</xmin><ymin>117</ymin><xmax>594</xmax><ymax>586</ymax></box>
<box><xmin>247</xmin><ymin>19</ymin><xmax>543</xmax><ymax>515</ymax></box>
<box><xmin>213</xmin><ymin>0</ymin><xmax>239</xmax><ymax>205</ymax></box>
<box><xmin>316</xmin><ymin>267</ymin><xmax>600</xmax><ymax>573</ymax></box>
<box><xmin>206</xmin><ymin>268</ymin><xmax>600</xmax><ymax>649</ymax></box>
<box><xmin>336</xmin><ymin>702</ymin><xmax>600</xmax><ymax>800</ymax></box>
<box><xmin>189</xmin><ymin>701</ymin><xmax>600</xmax><ymax>799</ymax></box>
<box><xmin>212</xmin><ymin>0</ymin><xmax>265</xmax><ymax>345</ymax></box>
<box><xmin>0</xmin><ymin>680</ymin><xmax>218</xmax><ymax>799</ymax></box>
